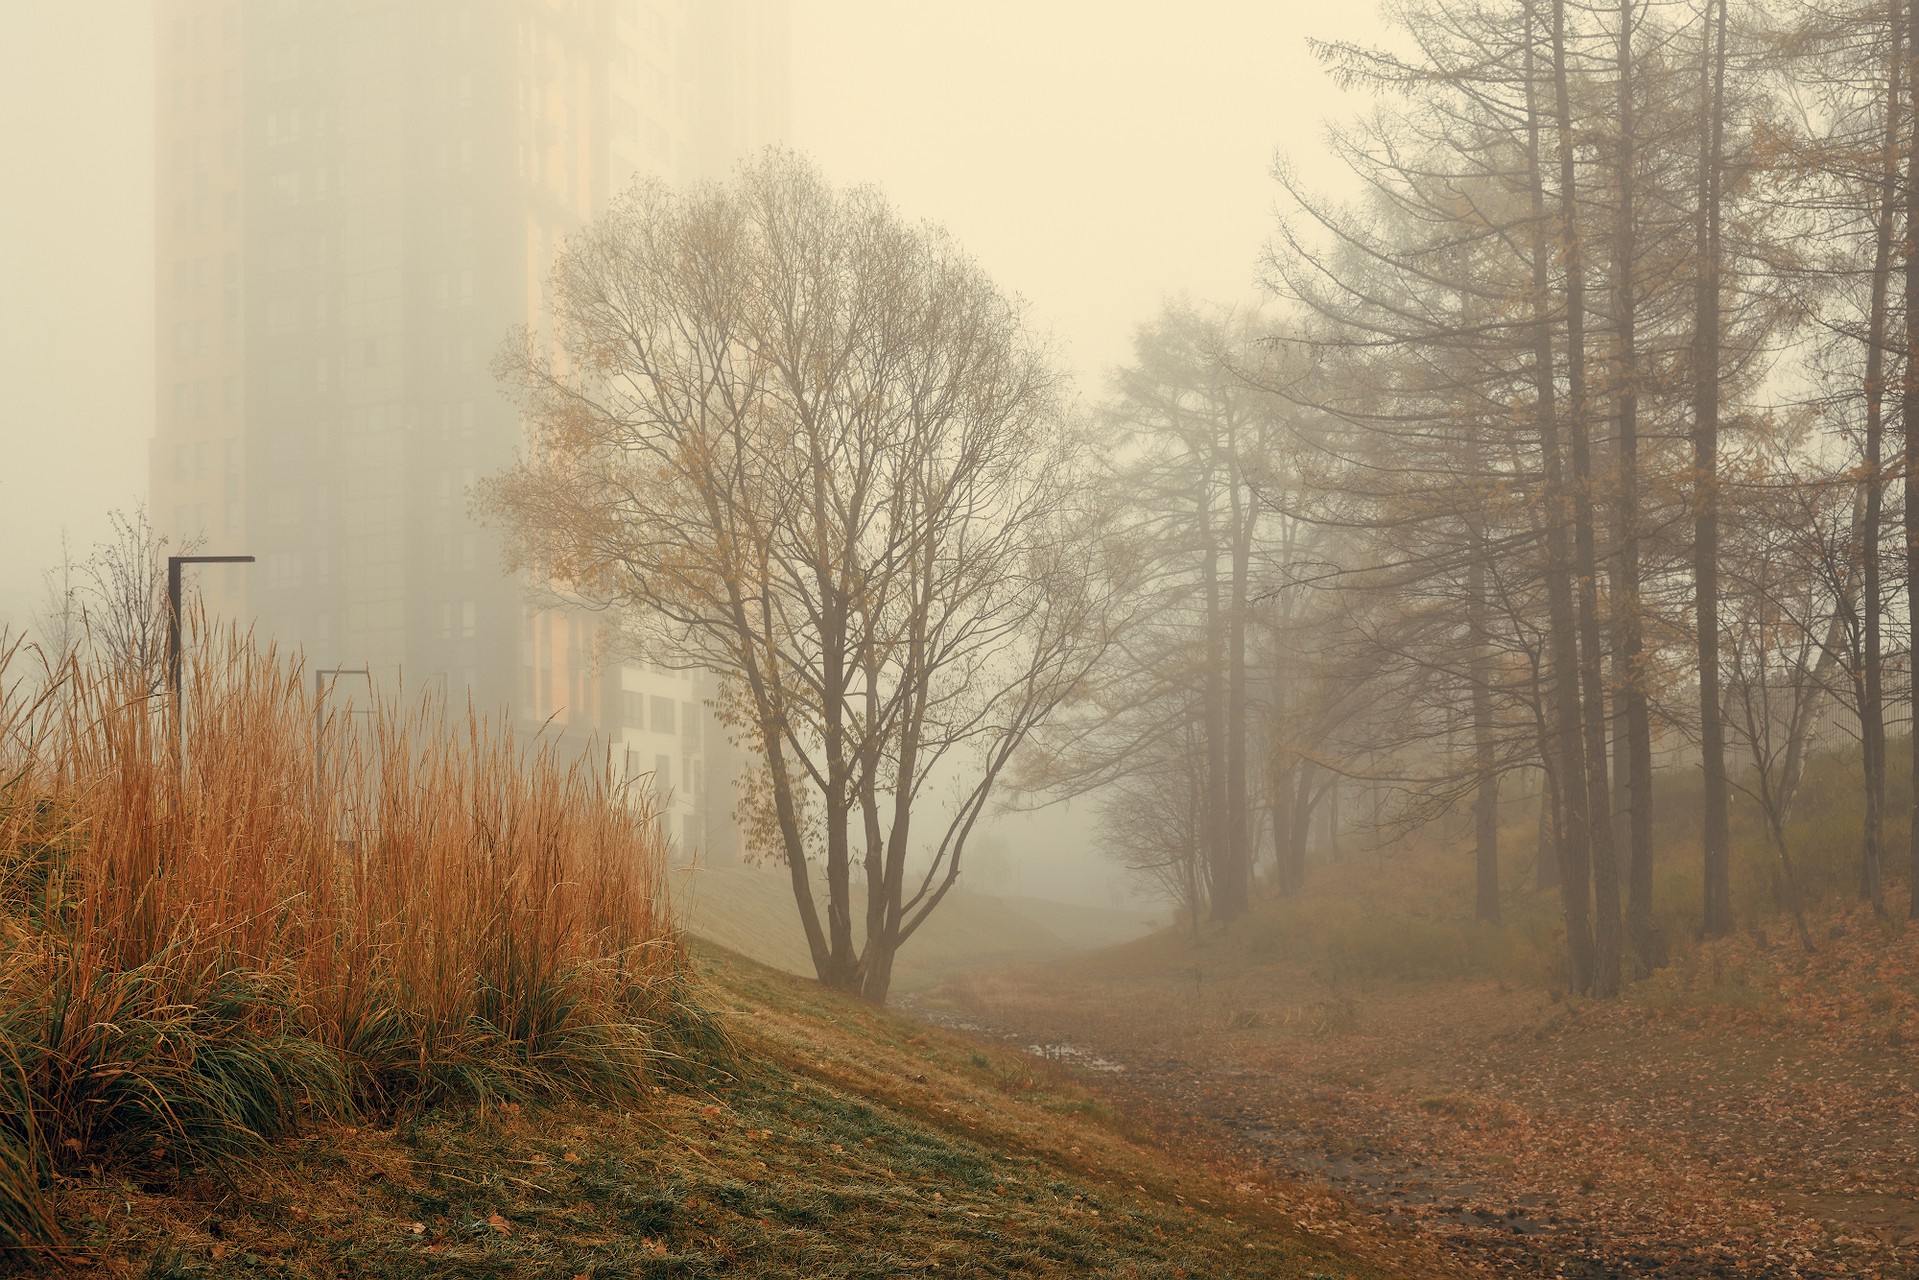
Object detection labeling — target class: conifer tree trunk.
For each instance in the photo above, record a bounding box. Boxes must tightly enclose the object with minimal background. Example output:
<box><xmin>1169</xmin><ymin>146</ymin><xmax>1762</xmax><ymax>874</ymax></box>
<box><xmin>1859</xmin><ymin>1</ymin><xmax>1901</xmax><ymax>911</ymax></box>
<box><xmin>1904</xmin><ymin>0</ymin><xmax>1919</xmax><ymax>920</ymax></box>
<box><xmin>1552</xmin><ymin>0</ymin><xmax>1623</xmax><ymax>995</ymax></box>
<box><xmin>1524</xmin><ymin>0</ymin><xmax>1595</xmax><ymax>991</ymax></box>
<box><xmin>1471</xmin><ymin>622</ymin><xmax>1502</xmax><ymax>926</ymax></box>
<box><xmin>1612</xmin><ymin>0</ymin><xmax>1657</xmax><ymax>974</ymax></box>
<box><xmin>1465</xmin><ymin>427</ymin><xmax>1501</xmax><ymax>925</ymax></box>
<box><xmin>1694</xmin><ymin>0</ymin><xmax>1734</xmax><ymax>940</ymax></box>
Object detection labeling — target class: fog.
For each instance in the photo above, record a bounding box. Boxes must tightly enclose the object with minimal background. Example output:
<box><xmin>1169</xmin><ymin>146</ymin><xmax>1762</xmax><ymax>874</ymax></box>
<box><xmin>0</xmin><ymin>6</ymin><xmax>155</xmax><ymax>627</ymax></box>
<box><xmin>0</xmin><ymin>1</ymin><xmax>1370</xmax><ymax>908</ymax></box>
<box><xmin>0</xmin><ymin>3</ymin><xmax>1367</xmax><ymax>611</ymax></box>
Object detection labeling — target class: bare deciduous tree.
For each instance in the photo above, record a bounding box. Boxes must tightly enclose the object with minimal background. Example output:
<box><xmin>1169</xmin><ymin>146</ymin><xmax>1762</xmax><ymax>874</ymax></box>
<box><xmin>73</xmin><ymin>507</ymin><xmax>200</xmax><ymax>694</ymax></box>
<box><xmin>485</xmin><ymin>152</ymin><xmax>1120</xmax><ymax>1002</ymax></box>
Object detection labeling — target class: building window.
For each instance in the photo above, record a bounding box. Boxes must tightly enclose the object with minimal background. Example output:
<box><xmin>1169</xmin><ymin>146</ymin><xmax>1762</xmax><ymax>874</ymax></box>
<box><xmin>650</xmin><ymin>696</ymin><xmax>675</xmax><ymax>735</ymax></box>
<box><xmin>267</xmin><ymin>552</ymin><xmax>301</xmax><ymax>590</ymax></box>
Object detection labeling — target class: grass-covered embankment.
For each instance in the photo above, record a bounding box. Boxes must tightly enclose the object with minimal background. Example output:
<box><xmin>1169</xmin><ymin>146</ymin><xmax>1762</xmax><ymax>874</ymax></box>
<box><xmin>0</xmin><ymin>631</ymin><xmax>689</xmax><ymax>1268</ymax></box>
<box><xmin>41</xmin><ymin>942</ymin><xmax>1413</xmax><ymax>1278</ymax></box>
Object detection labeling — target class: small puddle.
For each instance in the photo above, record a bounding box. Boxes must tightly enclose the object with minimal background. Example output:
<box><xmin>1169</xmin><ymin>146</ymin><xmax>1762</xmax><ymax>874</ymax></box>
<box><xmin>899</xmin><ymin>997</ymin><xmax>1126</xmax><ymax>1074</ymax></box>
<box><xmin>1025</xmin><ymin>1041</ymin><xmax>1127</xmax><ymax>1073</ymax></box>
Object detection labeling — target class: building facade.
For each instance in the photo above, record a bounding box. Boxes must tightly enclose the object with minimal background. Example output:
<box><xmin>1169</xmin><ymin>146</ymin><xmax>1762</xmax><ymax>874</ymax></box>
<box><xmin>151</xmin><ymin>0</ymin><xmax>789</xmax><ymax>857</ymax></box>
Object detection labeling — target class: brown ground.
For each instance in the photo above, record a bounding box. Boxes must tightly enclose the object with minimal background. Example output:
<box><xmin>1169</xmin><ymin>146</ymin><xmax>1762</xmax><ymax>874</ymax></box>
<box><xmin>922</xmin><ymin>910</ymin><xmax>1919</xmax><ymax>1279</ymax></box>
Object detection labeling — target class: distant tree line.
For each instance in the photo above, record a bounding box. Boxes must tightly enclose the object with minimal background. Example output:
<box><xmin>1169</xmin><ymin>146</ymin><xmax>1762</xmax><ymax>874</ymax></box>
<box><xmin>1059</xmin><ymin>0</ymin><xmax>1919</xmax><ymax>997</ymax></box>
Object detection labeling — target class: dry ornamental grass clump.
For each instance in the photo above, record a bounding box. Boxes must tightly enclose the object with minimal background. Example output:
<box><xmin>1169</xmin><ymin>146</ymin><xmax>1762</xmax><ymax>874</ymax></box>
<box><xmin>0</xmin><ymin>625</ymin><xmax>689</xmax><ymax>1265</ymax></box>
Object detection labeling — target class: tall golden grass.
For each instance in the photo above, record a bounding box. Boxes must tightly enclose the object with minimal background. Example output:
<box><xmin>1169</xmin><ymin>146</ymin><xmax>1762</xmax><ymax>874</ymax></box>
<box><xmin>0</xmin><ymin>624</ymin><xmax>684</xmax><ymax>1262</ymax></box>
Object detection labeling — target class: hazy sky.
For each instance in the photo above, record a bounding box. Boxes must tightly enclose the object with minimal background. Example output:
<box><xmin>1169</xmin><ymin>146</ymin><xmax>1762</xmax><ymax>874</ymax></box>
<box><xmin>792</xmin><ymin>1</ymin><xmax>1367</xmax><ymax>391</ymax></box>
<box><xmin>0</xmin><ymin>2</ymin><xmax>1371</xmax><ymax>636</ymax></box>
<box><xmin>0</xmin><ymin>6</ymin><xmax>155</xmax><ymax>624</ymax></box>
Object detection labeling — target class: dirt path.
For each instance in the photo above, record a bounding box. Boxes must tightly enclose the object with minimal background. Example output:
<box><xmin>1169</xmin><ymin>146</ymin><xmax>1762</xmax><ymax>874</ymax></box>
<box><xmin>917</xmin><ymin>961</ymin><xmax>1919</xmax><ymax>1279</ymax></box>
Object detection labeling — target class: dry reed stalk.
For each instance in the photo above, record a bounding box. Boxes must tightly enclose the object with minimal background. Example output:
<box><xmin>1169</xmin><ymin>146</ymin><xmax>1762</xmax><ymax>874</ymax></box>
<box><xmin>0</xmin><ymin>620</ymin><xmax>685</xmax><ymax>1260</ymax></box>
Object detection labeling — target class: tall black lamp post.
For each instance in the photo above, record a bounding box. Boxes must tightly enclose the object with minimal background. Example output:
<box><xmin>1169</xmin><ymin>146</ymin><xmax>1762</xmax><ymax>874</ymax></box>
<box><xmin>165</xmin><ymin>553</ymin><xmax>255</xmax><ymax>707</ymax></box>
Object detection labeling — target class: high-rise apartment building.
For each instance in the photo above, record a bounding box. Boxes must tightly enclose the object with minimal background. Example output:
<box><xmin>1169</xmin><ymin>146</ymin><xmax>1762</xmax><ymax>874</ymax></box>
<box><xmin>151</xmin><ymin>1</ymin><xmax>790</xmax><ymax>857</ymax></box>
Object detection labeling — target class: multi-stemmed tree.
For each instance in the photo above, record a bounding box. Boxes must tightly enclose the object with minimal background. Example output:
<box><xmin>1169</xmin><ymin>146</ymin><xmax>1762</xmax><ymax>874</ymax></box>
<box><xmin>486</xmin><ymin>153</ymin><xmax>1122</xmax><ymax>1002</ymax></box>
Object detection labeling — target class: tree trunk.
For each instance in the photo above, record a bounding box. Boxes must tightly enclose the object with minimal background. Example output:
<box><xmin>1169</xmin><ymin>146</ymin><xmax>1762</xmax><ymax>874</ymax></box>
<box><xmin>1327</xmin><ymin>777</ymin><xmax>1342</xmax><ymax>862</ymax></box>
<box><xmin>1465</xmin><ymin>425</ymin><xmax>1501</xmax><ymax>925</ymax></box>
<box><xmin>1904</xmin><ymin>0</ymin><xmax>1919</xmax><ymax>919</ymax></box>
<box><xmin>1552</xmin><ymin>0</ymin><xmax>1623</xmax><ymax>998</ymax></box>
<box><xmin>1473</xmin><ymin>701</ymin><xmax>1502</xmax><ymax>925</ymax></box>
<box><xmin>1199</xmin><ymin>469</ymin><xmax>1234</xmax><ymax>920</ymax></box>
<box><xmin>1694</xmin><ymin>0</ymin><xmax>1734</xmax><ymax>940</ymax></box>
<box><xmin>1530</xmin><ymin>0</ymin><xmax>1595</xmax><ymax>993</ymax></box>
<box><xmin>1189</xmin><ymin>748</ymin><xmax>1206</xmax><ymax>939</ymax></box>
<box><xmin>1271</xmin><ymin>771</ymin><xmax>1294</xmax><ymax>889</ymax></box>
<box><xmin>1530</xmin><ymin>656</ymin><xmax>1564</xmax><ymax>895</ymax></box>
<box><xmin>1859</xmin><ymin>1</ymin><xmax>1902</xmax><ymax>911</ymax></box>
<box><xmin>1611</xmin><ymin>0</ymin><xmax>1657</xmax><ymax>975</ymax></box>
<box><xmin>1780</xmin><ymin>609</ymin><xmax>1846</xmax><ymax>820</ymax></box>
<box><xmin>1223</xmin><ymin>447</ymin><xmax>1255</xmax><ymax>918</ymax></box>
<box><xmin>1539</xmin><ymin>767</ymin><xmax>1563</xmax><ymax>893</ymax></box>
<box><xmin>1270</xmin><ymin>631</ymin><xmax>1295</xmax><ymax>890</ymax></box>
<box><xmin>822</xmin><ymin>658</ymin><xmax>857</xmax><ymax>988</ymax></box>
<box><xmin>1287</xmin><ymin>758</ymin><xmax>1318</xmax><ymax>889</ymax></box>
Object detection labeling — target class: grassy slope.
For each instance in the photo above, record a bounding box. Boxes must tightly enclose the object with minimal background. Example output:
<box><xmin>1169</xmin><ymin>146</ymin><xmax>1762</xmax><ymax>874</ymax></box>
<box><xmin>42</xmin><ymin>942</ymin><xmax>1422</xmax><ymax>1280</ymax></box>
<box><xmin>674</xmin><ymin>864</ymin><xmax>1158</xmax><ymax>994</ymax></box>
